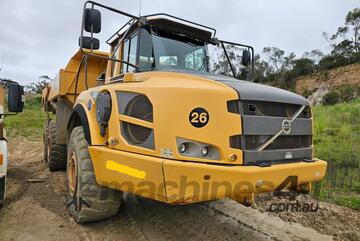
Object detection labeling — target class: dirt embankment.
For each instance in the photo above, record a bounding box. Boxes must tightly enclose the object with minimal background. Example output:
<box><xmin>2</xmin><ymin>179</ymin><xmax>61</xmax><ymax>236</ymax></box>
<box><xmin>0</xmin><ymin>138</ymin><xmax>359</xmax><ymax>241</ymax></box>
<box><xmin>295</xmin><ymin>63</ymin><xmax>360</xmax><ymax>94</ymax></box>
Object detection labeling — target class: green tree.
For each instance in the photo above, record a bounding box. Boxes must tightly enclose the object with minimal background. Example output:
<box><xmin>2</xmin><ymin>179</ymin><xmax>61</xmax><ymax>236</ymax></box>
<box><xmin>303</xmin><ymin>49</ymin><xmax>324</xmax><ymax>65</ymax></box>
<box><xmin>291</xmin><ymin>58</ymin><xmax>315</xmax><ymax>77</ymax></box>
<box><xmin>321</xmin><ymin>8</ymin><xmax>360</xmax><ymax>70</ymax></box>
<box><xmin>26</xmin><ymin>75</ymin><xmax>52</xmax><ymax>94</ymax></box>
<box><xmin>262</xmin><ymin>47</ymin><xmax>296</xmax><ymax>88</ymax></box>
<box><xmin>345</xmin><ymin>8</ymin><xmax>360</xmax><ymax>53</ymax></box>
<box><xmin>253</xmin><ymin>54</ymin><xmax>269</xmax><ymax>83</ymax></box>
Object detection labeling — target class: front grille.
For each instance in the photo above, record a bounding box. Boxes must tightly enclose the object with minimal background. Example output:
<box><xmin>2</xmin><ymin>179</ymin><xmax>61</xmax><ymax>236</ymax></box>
<box><xmin>227</xmin><ymin>100</ymin><xmax>311</xmax><ymax>118</ymax></box>
<box><xmin>229</xmin><ymin>135</ymin><xmax>242</xmax><ymax>149</ymax></box>
<box><xmin>228</xmin><ymin>99</ymin><xmax>313</xmax><ymax>165</ymax></box>
<box><xmin>244</xmin><ymin>135</ymin><xmax>312</xmax><ymax>150</ymax></box>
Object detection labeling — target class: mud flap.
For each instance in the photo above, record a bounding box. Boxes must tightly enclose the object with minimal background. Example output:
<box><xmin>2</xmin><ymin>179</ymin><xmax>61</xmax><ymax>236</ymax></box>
<box><xmin>0</xmin><ymin>175</ymin><xmax>5</xmax><ymax>203</ymax></box>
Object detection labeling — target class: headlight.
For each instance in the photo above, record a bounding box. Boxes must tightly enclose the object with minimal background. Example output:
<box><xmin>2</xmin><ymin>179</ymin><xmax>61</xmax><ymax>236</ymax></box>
<box><xmin>176</xmin><ymin>138</ymin><xmax>220</xmax><ymax>160</ymax></box>
<box><xmin>179</xmin><ymin>143</ymin><xmax>186</xmax><ymax>153</ymax></box>
<box><xmin>201</xmin><ymin>146</ymin><xmax>209</xmax><ymax>156</ymax></box>
<box><xmin>96</xmin><ymin>92</ymin><xmax>111</xmax><ymax>136</ymax></box>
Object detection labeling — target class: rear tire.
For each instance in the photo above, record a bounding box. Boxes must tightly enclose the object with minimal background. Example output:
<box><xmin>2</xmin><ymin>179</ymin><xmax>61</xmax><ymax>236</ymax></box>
<box><xmin>43</xmin><ymin>121</ymin><xmax>49</xmax><ymax>163</ymax></box>
<box><xmin>47</xmin><ymin>120</ymin><xmax>67</xmax><ymax>171</ymax></box>
<box><xmin>67</xmin><ymin>126</ymin><xmax>122</xmax><ymax>223</ymax></box>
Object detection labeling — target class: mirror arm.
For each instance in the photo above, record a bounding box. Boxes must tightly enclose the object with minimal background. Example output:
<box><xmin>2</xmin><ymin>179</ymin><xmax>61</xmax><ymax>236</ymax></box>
<box><xmin>85</xmin><ymin>1</ymin><xmax>139</xmax><ymax>20</ymax></box>
<box><xmin>80</xmin><ymin>51</ymin><xmax>141</xmax><ymax>71</ymax></box>
<box><xmin>220</xmin><ymin>41</ymin><xmax>237</xmax><ymax>78</ymax></box>
<box><xmin>119</xmin><ymin>60</ymin><xmax>140</xmax><ymax>71</ymax></box>
<box><xmin>79</xmin><ymin>1</ymin><xmax>141</xmax><ymax>71</ymax></box>
<box><xmin>219</xmin><ymin>40</ymin><xmax>255</xmax><ymax>81</ymax></box>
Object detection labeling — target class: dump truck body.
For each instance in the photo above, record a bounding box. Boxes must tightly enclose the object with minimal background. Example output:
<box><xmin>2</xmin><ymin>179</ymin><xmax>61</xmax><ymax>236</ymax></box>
<box><xmin>42</xmin><ymin>2</ymin><xmax>327</xmax><ymax>222</ymax></box>
<box><xmin>42</xmin><ymin>50</ymin><xmax>108</xmax><ymax>107</ymax></box>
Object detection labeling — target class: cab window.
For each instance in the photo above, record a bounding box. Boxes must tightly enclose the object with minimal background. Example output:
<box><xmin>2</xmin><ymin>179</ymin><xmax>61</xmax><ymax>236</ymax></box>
<box><xmin>122</xmin><ymin>33</ymin><xmax>138</xmax><ymax>73</ymax></box>
<box><xmin>185</xmin><ymin>48</ymin><xmax>206</xmax><ymax>70</ymax></box>
<box><xmin>110</xmin><ymin>39</ymin><xmax>119</xmax><ymax>76</ymax></box>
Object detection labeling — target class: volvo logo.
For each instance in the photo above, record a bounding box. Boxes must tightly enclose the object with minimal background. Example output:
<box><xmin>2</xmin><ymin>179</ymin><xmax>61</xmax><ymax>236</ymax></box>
<box><xmin>281</xmin><ymin>119</ymin><xmax>292</xmax><ymax>134</ymax></box>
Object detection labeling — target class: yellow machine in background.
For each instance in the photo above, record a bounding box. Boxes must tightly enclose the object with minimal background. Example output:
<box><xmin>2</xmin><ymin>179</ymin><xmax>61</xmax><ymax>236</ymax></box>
<box><xmin>42</xmin><ymin>1</ymin><xmax>327</xmax><ymax>222</ymax></box>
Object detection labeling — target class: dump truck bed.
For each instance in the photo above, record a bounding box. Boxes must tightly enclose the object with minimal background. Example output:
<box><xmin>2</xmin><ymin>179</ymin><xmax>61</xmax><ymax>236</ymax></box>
<box><xmin>42</xmin><ymin>50</ymin><xmax>108</xmax><ymax>108</ymax></box>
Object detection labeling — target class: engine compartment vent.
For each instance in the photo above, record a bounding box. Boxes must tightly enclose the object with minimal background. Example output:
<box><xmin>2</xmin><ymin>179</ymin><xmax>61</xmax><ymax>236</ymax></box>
<box><xmin>117</xmin><ymin>91</ymin><xmax>155</xmax><ymax>149</ymax></box>
<box><xmin>117</xmin><ymin>92</ymin><xmax>153</xmax><ymax>122</ymax></box>
<box><xmin>121</xmin><ymin>121</ymin><xmax>155</xmax><ymax>149</ymax></box>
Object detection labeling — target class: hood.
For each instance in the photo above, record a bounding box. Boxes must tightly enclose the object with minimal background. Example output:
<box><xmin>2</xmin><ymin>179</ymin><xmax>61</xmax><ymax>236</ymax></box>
<box><xmin>194</xmin><ymin>73</ymin><xmax>310</xmax><ymax>106</ymax></box>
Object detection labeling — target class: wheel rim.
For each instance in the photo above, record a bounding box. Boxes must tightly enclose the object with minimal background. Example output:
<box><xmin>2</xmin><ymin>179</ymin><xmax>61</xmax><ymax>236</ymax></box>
<box><xmin>68</xmin><ymin>151</ymin><xmax>78</xmax><ymax>197</ymax></box>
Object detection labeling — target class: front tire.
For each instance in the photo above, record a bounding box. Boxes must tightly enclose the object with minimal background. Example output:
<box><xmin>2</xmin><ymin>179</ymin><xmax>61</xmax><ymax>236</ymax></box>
<box><xmin>67</xmin><ymin>126</ymin><xmax>122</xmax><ymax>223</ymax></box>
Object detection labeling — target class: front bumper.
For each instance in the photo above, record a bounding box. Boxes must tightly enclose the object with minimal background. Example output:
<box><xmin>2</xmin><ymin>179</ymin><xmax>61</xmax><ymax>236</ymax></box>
<box><xmin>89</xmin><ymin>146</ymin><xmax>327</xmax><ymax>205</ymax></box>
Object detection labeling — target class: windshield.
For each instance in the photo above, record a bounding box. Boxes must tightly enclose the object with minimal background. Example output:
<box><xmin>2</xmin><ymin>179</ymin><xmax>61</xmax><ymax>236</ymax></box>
<box><xmin>138</xmin><ymin>27</ymin><xmax>209</xmax><ymax>73</ymax></box>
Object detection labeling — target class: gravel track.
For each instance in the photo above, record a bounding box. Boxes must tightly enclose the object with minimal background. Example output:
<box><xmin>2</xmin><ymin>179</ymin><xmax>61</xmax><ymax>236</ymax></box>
<box><xmin>1</xmin><ymin>138</ymin><xmax>357</xmax><ymax>241</ymax></box>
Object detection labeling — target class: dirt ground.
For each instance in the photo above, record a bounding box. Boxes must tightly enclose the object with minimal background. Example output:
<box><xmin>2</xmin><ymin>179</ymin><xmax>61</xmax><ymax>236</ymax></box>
<box><xmin>295</xmin><ymin>63</ymin><xmax>360</xmax><ymax>94</ymax></box>
<box><xmin>0</xmin><ymin>138</ymin><xmax>359</xmax><ymax>241</ymax></box>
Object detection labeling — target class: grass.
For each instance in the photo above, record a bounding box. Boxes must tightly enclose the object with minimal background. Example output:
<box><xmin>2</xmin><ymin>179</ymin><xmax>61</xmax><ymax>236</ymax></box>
<box><xmin>5</xmin><ymin>94</ymin><xmax>51</xmax><ymax>140</ymax></box>
<box><xmin>333</xmin><ymin>196</ymin><xmax>360</xmax><ymax>211</ymax></box>
<box><xmin>312</xmin><ymin>98</ymin><xmax>360</xmax><ymax>210</ymax></box>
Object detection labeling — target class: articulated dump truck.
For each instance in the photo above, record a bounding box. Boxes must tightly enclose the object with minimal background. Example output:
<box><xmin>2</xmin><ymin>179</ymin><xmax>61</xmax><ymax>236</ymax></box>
<box><xmin>42</xmin><ymin>1</ymin><xmax>327</xmax><ymax>222</ymax></box>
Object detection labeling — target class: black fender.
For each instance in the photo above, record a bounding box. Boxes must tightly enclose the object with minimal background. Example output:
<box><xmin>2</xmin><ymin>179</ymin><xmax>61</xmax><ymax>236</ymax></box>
<box><xmin>67</xmin><ymin>104</ymin><xmax>92</xmax><ymax>144</ymax></box>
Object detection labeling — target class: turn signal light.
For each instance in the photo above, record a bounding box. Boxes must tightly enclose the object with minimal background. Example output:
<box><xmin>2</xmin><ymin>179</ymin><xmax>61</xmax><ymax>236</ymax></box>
<box><xmin>0</xmin><ymin>153</ymin><xmax>3</xmax><ymax>165</ymax></box>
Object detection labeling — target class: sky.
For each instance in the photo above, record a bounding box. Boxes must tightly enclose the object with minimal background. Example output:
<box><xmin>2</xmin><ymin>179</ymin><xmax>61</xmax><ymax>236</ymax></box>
<box><xmin>0</xmin><ymin>0</ymin><xmax>359</xmax><ymax>85</ymax></box>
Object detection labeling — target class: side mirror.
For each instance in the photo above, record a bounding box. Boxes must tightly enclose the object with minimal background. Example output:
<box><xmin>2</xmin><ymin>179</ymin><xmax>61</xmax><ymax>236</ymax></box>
<box><xmin>8</xmin><ymin>83</ymin><xmax>24</xmax><ymax>113</ymax></box>
<box><xmin>242</xmin><ymin>50</ymin><xmax>251</xmax><ymax>67</ymax></box>
<box><xmin>84</xmin><ymin>8</ymin><xmax>101</xmax><ymax>33</ymax></box>
<box><xmin>79</xmin><ymin>36</ymin><xmax>100</xmax><ymax>50</ymax></box>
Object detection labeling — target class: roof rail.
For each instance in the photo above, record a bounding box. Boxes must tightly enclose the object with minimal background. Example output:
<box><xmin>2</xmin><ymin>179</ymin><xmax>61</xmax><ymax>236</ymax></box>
<box><xmin>106</xmin><ymin>19</ymin><xmax>134</xmax><ymax>44</ymax></box>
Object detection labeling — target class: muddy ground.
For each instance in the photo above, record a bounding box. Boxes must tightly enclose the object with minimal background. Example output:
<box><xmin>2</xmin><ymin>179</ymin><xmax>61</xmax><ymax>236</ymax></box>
<box><xmin>0</xmin><ymin>138</ymin><xmax>359</xmax><ymax>241</ymax></box>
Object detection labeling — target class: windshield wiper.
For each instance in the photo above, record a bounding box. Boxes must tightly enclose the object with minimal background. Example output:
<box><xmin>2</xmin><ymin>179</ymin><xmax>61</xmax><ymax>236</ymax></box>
<box><xmin>198</xmin><ymin>56</ymin><xmax>209</xmax><ymax>72</ymax></box>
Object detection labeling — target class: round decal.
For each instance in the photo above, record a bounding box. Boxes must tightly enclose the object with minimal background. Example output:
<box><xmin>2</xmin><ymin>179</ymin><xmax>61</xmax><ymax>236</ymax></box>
<box><xmin>189</xmin><ymin>108</ymin><xmax>209</xmax><ymax>128</ymax></box>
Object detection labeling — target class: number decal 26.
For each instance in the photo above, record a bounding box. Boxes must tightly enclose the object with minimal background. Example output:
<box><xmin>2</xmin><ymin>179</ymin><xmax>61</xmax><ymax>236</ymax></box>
<box><xmin>189</xmin><ymin>108</ymin><xmax>209</xmax><ymax>128</ymax></box>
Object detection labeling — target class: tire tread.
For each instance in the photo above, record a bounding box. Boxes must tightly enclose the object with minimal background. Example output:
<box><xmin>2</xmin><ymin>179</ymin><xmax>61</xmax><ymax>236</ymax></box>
<box><xmin>68</xmin><ymin>126</ymin><xmax>122</xmax><ymax>223</ymax></box>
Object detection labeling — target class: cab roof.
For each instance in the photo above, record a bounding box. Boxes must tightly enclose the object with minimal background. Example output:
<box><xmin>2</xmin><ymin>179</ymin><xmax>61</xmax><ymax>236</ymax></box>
<box><xmin>146</xmin><ymin>17</ymin><xmax>213</xmax><ymax>42</ymax></box>
<box><xmin>107</xmin><ymin>14</ymin><xmax>216</xmax><ymax>45</ymax></box>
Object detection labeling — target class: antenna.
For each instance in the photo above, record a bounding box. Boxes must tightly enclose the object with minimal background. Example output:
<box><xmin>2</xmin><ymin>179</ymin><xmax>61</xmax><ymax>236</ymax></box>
<box><xmin>139</xmin><ymin>0</ymin><xmax>142</xmax><ymax>17</ymax></box>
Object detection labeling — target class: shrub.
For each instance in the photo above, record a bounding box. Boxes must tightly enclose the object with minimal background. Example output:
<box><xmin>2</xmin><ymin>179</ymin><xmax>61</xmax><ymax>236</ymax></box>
<box><xmin>339</xmin><ymin>85</ymin><xmax>360</xmax><ymax>102</ymax></box>
<box><xmin>302</xmin><ymin>89</ymin><xmax>313</xmax><ymax>98</ymax></box>
<box><xmin>323</xmin><ymin>90</ymin><xmax>341</xmax><ymax>105</ymax></box>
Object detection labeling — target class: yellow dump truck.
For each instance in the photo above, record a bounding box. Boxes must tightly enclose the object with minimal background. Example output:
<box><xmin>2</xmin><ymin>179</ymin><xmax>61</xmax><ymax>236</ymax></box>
<box><xmin>42</xmin><ymin>1</ymin><xmax>327</xmax><ymax>222</ymax></box>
